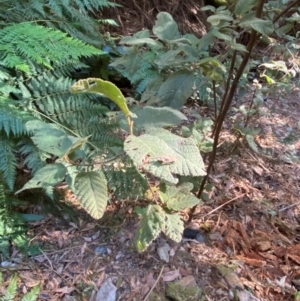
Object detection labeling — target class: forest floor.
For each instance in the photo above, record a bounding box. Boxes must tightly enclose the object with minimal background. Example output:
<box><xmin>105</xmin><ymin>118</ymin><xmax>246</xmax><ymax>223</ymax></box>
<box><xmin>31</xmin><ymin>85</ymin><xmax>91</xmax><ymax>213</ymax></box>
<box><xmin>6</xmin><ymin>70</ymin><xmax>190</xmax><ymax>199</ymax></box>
<box><xmin>1</xmin><ymin>87</ymin><xmax>300</xmax><ymax>301</ymax></box>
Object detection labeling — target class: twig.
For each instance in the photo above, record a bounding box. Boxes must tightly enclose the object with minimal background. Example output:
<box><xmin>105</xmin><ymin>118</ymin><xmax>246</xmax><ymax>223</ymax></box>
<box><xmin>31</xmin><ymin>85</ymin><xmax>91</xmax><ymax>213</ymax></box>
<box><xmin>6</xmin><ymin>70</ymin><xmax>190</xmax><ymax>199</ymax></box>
<box><xmin>143</xmin><ymin>265</ymin><xmax>165</xmax><ymax>301</ymax></box>
<box><xmin>278</xmin><ymin>200</ymin><xmax>300</xmax><ymax>212</ymax></box>
<box><xmin>201</xmin><ymin>193</ymin><xmax>246</xmax><ymax>219</ymax></box>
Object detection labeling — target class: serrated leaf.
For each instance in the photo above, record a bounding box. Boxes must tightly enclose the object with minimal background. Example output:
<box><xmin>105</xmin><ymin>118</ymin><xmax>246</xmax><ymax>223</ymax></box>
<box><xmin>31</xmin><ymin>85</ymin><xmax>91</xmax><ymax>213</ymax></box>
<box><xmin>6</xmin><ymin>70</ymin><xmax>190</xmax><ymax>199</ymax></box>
<box><xmin>21</xmin><ymin>283</ymin><xmax>41</xmax><ymax>301</ymax></box>
<box><xmin>15</xmin><ymin>163</ymin><xmax>67</xmax><ymax>199</ymax></box>
<box><xmin>74</xmin><ymin>171</ymin><xmax>108</xmax><ymax>219</ymax></box>
<box><xmin>167</xmin><ymin>193</ymin><xmax>201</xmax><ymax>211</ymax></box>
<box><xmin>153</xmin><ymin>12</ymin><xmax>180</xmax><ymax>41</ymax></box>
<box><xmin>135</xmin><ymin>205</ymin><xmax>165</xmax><ymax>252</ymax></box>
<box><xmin>147</xmin><ymin>128</ymin><xmax>207</xmax><ymax>177</ymax></box>
<box><xmin>158</xmin><ymin>69</ymin><xmax>194</xmax><ymax>109</ymax></box>
<box><xmin>163</xmin><ymin>212</ymin><xmax>184</xmax><ymax>242</ymax></box>
<box><xmin>3</xmin><ymin>274</ymin><xmax>18</xmax><ymax>301</ymax></box>
<box><xmin>124</xmin><ymin>134</ymin><xmax>178</xmax><ymax>184</ymax></box>
<box><xmin>160</xmin><ymin>184</ymin><xmax>201</xmax><ymax>211</ymax></box>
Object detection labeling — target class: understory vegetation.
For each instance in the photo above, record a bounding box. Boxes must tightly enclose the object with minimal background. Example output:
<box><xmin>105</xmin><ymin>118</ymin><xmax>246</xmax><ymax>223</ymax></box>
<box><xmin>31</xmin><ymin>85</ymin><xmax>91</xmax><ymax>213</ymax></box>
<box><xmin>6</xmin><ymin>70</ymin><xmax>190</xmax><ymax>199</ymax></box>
<box><xmin>0</xmin><ymin>0</ymin><xmax>299</xmax><ymax>260</ymax></box>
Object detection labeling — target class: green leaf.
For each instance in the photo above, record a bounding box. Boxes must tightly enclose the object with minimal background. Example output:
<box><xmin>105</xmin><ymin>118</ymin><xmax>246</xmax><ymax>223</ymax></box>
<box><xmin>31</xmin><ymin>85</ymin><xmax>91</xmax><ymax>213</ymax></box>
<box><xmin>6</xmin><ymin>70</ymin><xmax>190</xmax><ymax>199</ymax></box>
<box><xmin>153</xmin><ymin>12</ymin><xmax>180</xmax><ymax>40</ymax></box>
<box><xmin>123</xmin><ymin>106</ymin><xmax>187</xmax><ymax>133</ymax></box>
<box><xmin>124</xmin><ymin>129</ymin><xmax>206</xmax><ymax>184</ymax></box>
<box><xmin>246</xmin><ymin>134</ymin><xmax>259</xmax><ymax>153</ymax></box>
<box><xmin>163</xmin><ymin>212</ymin><xmax>184</xmax><ymax>242</ymax></box>
<box><xmin>21</xmin><ymin>283</ymin><xmax>41</xmax><ymax>301</ymax></box>
<box><xmin>147</xmin><ymin>128</ymin><xmax>207</xmax><ymax>177</ymax></box>
<box><xmin>124</xmin><ymin>134</ymin><xmax>179</xmax><ymax>184</ymax></box>
<box><xmin>207</xmin><ymin>14</ymin><xmax>233</xmax><ymax>26</ymax></box>
<box><xmin>26</xmin><ymin>120</ymin><xmax>73</xmax><ymax>157</ymax></box>
<box><xmin>15</xmin><ymin>163</ymin><xmax>67</xmax><ymax>199</ymax></box>
<box><xmin>235</xmin><ymin>0</ymin><xmax>257</xmax><ymax>15</ymax></box>
<box><xmin>239</xmin><ymin>17</ymin><xmax>274</xmax><ymax>36</ymax></box>
<box><xmin>230</xmin><ymin>41</ymin><xmax>248</xmax><ymax>52</ymax></box>
<box><xmin>119</xmin><ymin>36</ymin><xmax>162</xmax><ymax>47</ymax></box>
<box><xmin>135</xmin><ymin>205</ymin><xmax>165</xmax><ymax>252</ymax></box>
<box><xmin>160</xmin><ymin>184</ymin><xmax>202</xmax><ymax>211</ymax></box>
<box><xmin>0</xmin><ymin>239</ymin><xmax>10</xmax><ymax>259</ymax></box>
<box><xmin>70</xmin><ymin>78</ymin><xmax>133</xmax><ymax>117</ymax></box>
<box><xmin>20</xmin><ymin>214</ymin><xmax>44</xmax><ymax>222</ymax></box>
<box><xmin>158</xmin><ymin>69</ymin><xmax>194</xmax><ymax>109</ymax></box>
<box><xmin>211</xmin><ymin>28</ymin><xmax>232</xmax><ymax>42</ymax></box>
<box><xmin>74</xmin><ymin>171</ymin><xmax>108</xmax><ymax>219</ymax></box>
<box><xmin>2</xmin><ymin>274</ymin><xmax>18</xmax><ymax>301</ymax></box>
<box><xmin>154</xmin><ymin>45</ymin><xmax>199</xmax><ymax>66</ymax></box>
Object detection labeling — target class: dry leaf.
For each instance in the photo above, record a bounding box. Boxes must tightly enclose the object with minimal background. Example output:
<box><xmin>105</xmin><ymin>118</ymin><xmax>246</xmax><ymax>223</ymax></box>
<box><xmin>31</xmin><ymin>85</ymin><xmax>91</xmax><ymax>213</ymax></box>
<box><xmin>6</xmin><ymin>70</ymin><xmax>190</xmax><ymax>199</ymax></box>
<box><xmin>162</xmin><ymin>269</ymin><xmax>180</xmax><ymax>282</ymax></box>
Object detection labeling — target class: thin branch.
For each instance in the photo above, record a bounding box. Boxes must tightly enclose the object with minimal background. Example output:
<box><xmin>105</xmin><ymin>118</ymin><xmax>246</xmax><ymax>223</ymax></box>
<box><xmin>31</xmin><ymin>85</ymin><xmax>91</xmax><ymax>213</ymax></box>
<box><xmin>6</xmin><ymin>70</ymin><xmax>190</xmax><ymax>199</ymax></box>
<box><xmin>143</xmin><ymin>265</ymin><xmax>165</xmax><ymax>301</ymax></box>
<box><xmin>273</xmin><ymin>0</ymin><xmax>300</xmax><ymax>23</ymax></box>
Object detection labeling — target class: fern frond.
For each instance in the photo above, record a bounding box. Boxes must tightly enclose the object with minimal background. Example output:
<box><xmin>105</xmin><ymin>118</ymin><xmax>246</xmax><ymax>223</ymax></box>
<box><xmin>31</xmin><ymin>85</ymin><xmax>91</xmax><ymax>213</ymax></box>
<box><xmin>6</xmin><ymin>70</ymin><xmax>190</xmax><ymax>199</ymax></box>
<box><xmin>18</xmin><ymin>138</ymin><xmax>47</xmax><ymax>174</ymax></box>
<box><xmin>0</xmin><ymin>102</ymin><xmax>30</xmax><ymax>136</ymax></box>
<box><xmin>0</xmin><ymin>23</ymin><xmax>102</xmax><ymax>74</ymax></box>
<box><xmin>0</xmin><ymin>0</ymin><xmax>118</xmax><ymax>47</ymax></box>
<box><xmin>0</xmin><ymin>134</ymin><xmax>18</xmax><ymax>190</ymax></box>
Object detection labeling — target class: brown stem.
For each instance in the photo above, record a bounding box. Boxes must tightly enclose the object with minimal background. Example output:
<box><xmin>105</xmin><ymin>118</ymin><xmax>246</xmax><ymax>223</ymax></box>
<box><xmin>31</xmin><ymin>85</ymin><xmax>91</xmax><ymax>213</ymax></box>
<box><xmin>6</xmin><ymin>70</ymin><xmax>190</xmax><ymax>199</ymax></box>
<box><xmin>213</xmin><ymin>50</ymin><xmax>237</xmax><ymax>137</ymax></box>
<box><xmin>191</xmin><ymin>0</ymin><xmax>266</xmax><ymax>218</ymax></box>
<box><xmin>272</xmin><ymin>0</ymin><xmax>300</xmax><ymax>23</ymax></box>
<box><xmin>212</xmin><ymin>80</ymin><xmax>217</xmax><ymax>120</ymax></box>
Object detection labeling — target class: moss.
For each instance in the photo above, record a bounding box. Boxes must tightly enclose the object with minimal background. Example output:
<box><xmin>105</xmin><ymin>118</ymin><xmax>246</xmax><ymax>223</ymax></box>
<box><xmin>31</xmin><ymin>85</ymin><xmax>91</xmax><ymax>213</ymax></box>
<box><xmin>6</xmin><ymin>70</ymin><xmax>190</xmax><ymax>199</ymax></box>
<box><xmin>166</xmin><ymin>281</ymin><xmax>203</xmax><ymax>301</ymax></box>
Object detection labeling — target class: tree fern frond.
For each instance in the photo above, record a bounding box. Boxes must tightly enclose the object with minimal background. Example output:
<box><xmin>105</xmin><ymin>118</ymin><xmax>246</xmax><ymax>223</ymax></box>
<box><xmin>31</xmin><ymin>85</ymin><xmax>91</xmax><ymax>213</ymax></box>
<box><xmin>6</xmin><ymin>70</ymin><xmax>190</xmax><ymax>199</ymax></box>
<box><xmin>0</xmin><ymin>103</ymin><xmax>31</xmax><ymax>136</ymax></box>
<box><xmin>0</xmin><ymin>0</ymin><xmax>118</xmax><ymax>47</ymax></box>
<box><xmin>0</xmin><ymin>134</ymin><xmax>18</xmax><ymax>190</ymax></box>
<box><xmin>18</xmin><ymin>138</ymin><xmax>47</xmax><ymax>174</ymax></box>
<box><xmin>0</xmin><ymin>23</ymin><xmax>102</xmax><ymax>74</ymax></box>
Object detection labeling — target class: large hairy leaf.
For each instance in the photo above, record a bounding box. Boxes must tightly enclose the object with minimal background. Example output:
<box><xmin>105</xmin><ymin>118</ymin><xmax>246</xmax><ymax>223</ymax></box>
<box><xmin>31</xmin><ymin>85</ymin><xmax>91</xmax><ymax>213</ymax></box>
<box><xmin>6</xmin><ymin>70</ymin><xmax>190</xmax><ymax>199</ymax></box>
<box><xmin>74</xmin><ymin>171</ymin><xmax>108</xmax><ymax>219</ymax></box>
<box><xmin>124</xmin><ymin>134</ymin><xmax>178</xmax><ymax>184</ymax></box>
<box><xmin>153</xmin><ymin>12</ymin><xmax>180</xmax><ymax>41</ymax></box>
<box><xmin>147</xmin><ymin>128</ymin><xmax>207</xmax><ymax>176</ymax></box>
<box><xmin>124</xmin><ymin>129</ymin><xmax>206</xmax><ymax>183</ymax></box>
<box><xmin>158</xmin><ymin>70</ymin><xmax>194</xmax><ymax>109</ymax></box>
<box><xmin>15</xmin><ymin>163</ymin><xmax>67</xmax><ymax>199</ymax></box>
<box><xmin>135</xmin><ymin>205</ymin><xmax>165</xmax><ymax>252</ymax></box>
<box><xmin>163</xmin><ymin>212</ymin><xmax>184</xmax><ymax>242</ymax></box>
